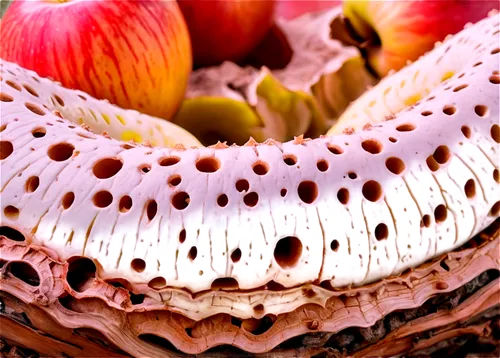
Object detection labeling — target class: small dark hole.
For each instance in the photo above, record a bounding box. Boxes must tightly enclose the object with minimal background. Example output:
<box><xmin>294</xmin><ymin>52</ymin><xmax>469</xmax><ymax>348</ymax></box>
<box><xmin>217</xmin><ymin>194</ymin><xmax>229</xmax><ymax>207</ymax></box>
<box><xmin>172</xmin><ymin>192</ymin><xmax>190</xmax><ymax>210</ymax></box>
<box><xmin>231</xmin><ymin>248</ymin><xmax>242</xmax><ymax>263</ymax></box>
<box><xmin>188</xmin><ymin>246</ymin><xmax>198</xmax><ymax>261</ymax></box>
<box><xmin>147</xmin><ymin>200</ymin><xmax>158</xmax><ymax>220</ymax></box>
<box><xmin>330</xmin><ymin>240</ymin><xmax>339</xmax><ymax>252</ymax></box>
<box><xmin>158</xmin><ymin>156</ymin><xmax>180</xmax><ymax>166</ymax></box>
<box><xmin>236</xmin><ymin>179</ymin><xmax>249</xmax><ymax>192</ymax></box>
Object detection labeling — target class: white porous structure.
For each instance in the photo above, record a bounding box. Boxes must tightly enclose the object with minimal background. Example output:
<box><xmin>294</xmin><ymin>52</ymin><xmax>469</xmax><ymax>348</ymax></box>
<box><xmin>0</xmin><ymin>12</ymin><xmax>499</xmax><ymax>357</ymax></box>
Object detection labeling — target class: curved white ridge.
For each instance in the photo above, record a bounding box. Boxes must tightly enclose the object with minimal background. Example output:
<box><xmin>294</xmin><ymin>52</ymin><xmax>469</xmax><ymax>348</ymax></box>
<box><xmin>0</xmin><ymin>14</ymin><xmax>499</xmax><ymax>294</ymax></box>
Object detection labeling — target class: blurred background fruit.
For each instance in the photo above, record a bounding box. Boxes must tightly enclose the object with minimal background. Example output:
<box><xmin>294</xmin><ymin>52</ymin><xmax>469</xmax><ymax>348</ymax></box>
<box><xmin>0</xmin><ymin>0</ymin><xmax>192</xmax><ymax>121</ymax></box>
<box><xmin>178</xmin><ymin>0</ymin><xmax>276</xmax><ymax>68</ymax></box>
<box><xmin>276</xmin><ymin>0</ymin><xmax>340</xmax><ymax>19</ymax></box>
<box><xmin>342</xmin><ymin>0</ymin><xmax>500</xmax><ymax>77</ymax></box>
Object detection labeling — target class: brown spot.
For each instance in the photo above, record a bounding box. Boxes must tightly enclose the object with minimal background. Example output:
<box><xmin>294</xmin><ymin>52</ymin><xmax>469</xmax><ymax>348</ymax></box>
<box><xmin>491</xmin><ymin>124</ymin><xmax>500</xmax><ymax>143</ymax></box>
<box><xmin>179</xmin><ymin>229</ymin><xmax>186</xmax><ymax>243</ymax></box>
<box><xmin>0</xmin><ymin>92</ymin><xmax>13</xmax><ymax>102</ymax></box>
<box><xmin>452</xmin><ymin>84</ymin><xmax>468</xmax><ymax>92</ymax></box>
<box><xmin>420</xmin><ymin>214</ymin><xmax>432</xmax><ymax>228</ymax></box>
<box><xmin>461</xmin><ymin>126</ymin><xmax>471</xmax><ymax>138</ymax></box>
<box><xmin>211</xmin><ymin>278</ymin><xmax>239</xmax><ymax>290</ymax></box>
<box><xmin>433</xmin><ymin>145</ymin><xmax>451</xmax><ymax>165</ymax></box>
<box><xmin>426</xmin><ymin>155</ymin><xmax>440</xmax><ymax>172</ymax></box>
<box><xmin>464</xmin><ymin>179</ymin><xmax>476</xmax><ymax>199</ymax></box>
<box><xmin>32</xmin><ymin>127</ymin><xmax>46</xmax><ymax>138</ymax></box>
<box><xmin>188</xmin><ymin>246</ymin><xmax>197</xmax><ymax>261</ymax></box>
<box><xmin>421</xmin><ymin>110</ymin><xmax>433</xmax><ymax>116</ymax></box>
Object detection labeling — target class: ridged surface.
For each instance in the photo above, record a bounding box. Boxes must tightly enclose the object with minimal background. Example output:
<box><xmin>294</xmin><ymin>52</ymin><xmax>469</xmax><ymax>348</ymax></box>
<box><xmin>0</xmin><ymin>15</ymin><xmax>498</xmax><ymax>310</ymax></box>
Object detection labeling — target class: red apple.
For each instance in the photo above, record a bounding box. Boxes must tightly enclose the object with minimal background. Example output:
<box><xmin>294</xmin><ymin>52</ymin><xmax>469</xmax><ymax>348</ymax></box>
<box><xmin>0</xmin><ymin>0</ymin><xmax>192</xmax><ymax>120</ymax></box>
<box><xmin>177</xmin><ymin>0</ymin><xmax>276</xmax><ymax>67</ymax></box>
<box><xmin>342</xmin><ymin>0</ymin><xmax>500</xmax><ymax>77</ymax></box>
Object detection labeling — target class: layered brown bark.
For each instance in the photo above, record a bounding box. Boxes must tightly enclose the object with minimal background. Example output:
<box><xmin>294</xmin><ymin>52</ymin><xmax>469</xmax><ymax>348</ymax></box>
<box><xmin>0</xmin><ymin>219</ymin><xmax>498</xmax><ymax>357</ymax></box>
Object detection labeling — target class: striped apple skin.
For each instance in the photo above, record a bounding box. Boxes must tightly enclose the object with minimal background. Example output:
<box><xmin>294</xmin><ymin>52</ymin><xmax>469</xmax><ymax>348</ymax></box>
<box><xmin>0</xmin><ymin>0</ymin><xmax>192</xmax><ymax>120</ymax></box>
<box><xmin>343</xmin><ymin>0</ymin><xmax>500</xmax><ymax>76</ymax></box>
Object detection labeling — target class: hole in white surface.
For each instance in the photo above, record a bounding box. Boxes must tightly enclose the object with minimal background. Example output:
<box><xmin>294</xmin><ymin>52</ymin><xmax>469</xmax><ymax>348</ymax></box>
<box><xmin>48</xmin><ymin>143</ymin><xmax>74</xmax><ymax>161</ymax></box>
<box><xmin>362</xmin><ymin>180</ymin><xmax>383</xmax><ymax>202</ymax></box>
<box><xmin>93</xmin><ymin>158</ymin><xmax>123</xmax><ymax>179</ymax></box>
<box><xmin>172</xmin><ymin>192</ymin><xmax>190</xmax><ymax>210</ymax></box>
<box><xmin>274</xmin><ymin>236</ymin><xmax>302</xmax><ymax>269</ymax></box>
<box><xmin>196</xmin><ymin>156</ymin><xmax>220</xmax><ymax>173</ymax></box>
<box><xmin>0</xmin><ymin>141</ymin><xmax>13</xmax><ymax>160</ymax></box>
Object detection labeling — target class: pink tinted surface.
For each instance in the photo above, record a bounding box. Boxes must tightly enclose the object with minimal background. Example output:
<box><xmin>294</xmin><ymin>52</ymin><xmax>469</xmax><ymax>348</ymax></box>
<box><xmin>276</xmin><ymin>0</ymin><xmax>341</xmax><ymax>19</ymax></box>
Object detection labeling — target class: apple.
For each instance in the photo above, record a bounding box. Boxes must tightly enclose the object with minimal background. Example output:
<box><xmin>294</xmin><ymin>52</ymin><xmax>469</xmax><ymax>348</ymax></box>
<box><xmin>177</xmin><ymin>0</ymin><xmax>276</xmax><ymax>67</ymax></box>
<box><xmin>0</xmin><ymin>0</ymin><xmax>192</xmax><ymax>120</ymax></box>
<box><xmin>342</xmin><ymin>0</ymin><xmax>500</xmax><ymax>77</ymax></box>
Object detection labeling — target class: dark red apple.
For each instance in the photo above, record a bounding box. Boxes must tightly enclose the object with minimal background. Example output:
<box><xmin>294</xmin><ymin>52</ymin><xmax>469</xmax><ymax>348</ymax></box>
<box><xmin>178</xmin><ymin>0</ymin><xmax>276</xmax><ymax>67</ymax></box>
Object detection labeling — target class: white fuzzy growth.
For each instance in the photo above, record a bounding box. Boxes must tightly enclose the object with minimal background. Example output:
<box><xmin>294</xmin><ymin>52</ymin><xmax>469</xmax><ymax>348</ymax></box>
<box><xmin>0</xmin><ymin>15</ymin><xmax>499</xmax><ymax>298</ymax></box>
